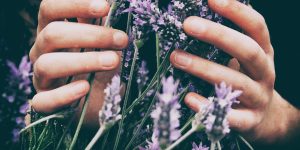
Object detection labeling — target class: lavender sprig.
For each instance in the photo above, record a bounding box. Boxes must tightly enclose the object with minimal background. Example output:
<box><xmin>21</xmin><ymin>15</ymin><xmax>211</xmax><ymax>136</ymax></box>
<box><xmin>192</xmin><ymin>142</ymin><xmax>209</xmax><ymax>150</ymax></box>
<box><xmin>150</xmin><ymin>76</ymin><xmax>181</xmax><ymax>149</ymax></box>
<box><xmin>204</xmin><ymin>82</ymin><xmax>242</xmax><ymax>144</ymax></box>
<box><xmin>137</xmin><ymin>61</ymin><xmax>149</xmax><ymax>94</ymax></box>
<box><xmin>86</xmin><ymin>75</ymin><xmax>122</xmax><ymax>149</ymax></box>
<box><xmin>166</xmin><ymin>82</ymin><xmax>242</xmax><ymax>150</ymax></box>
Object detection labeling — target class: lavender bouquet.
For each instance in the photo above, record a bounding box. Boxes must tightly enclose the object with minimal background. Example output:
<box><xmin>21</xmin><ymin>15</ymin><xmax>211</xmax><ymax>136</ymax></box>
<box><xmin>21</xmin><ymin>0</ymin><xmax>254</xmax><ymax>150</ymax></box>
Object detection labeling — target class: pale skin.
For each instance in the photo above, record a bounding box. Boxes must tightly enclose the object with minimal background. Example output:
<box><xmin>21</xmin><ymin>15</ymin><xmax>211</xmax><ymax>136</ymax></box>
<box><xmin>29</xmin><ymin>0</ymin><xmax>300</xmax><ymax>146</ymax></box>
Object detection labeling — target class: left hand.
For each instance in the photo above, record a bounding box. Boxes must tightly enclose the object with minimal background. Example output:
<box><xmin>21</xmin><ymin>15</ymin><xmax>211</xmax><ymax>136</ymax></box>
<box><xmin>169</xmin><ymin>0</ymin><xmax>300</xmax><ymax>144</ymax></box>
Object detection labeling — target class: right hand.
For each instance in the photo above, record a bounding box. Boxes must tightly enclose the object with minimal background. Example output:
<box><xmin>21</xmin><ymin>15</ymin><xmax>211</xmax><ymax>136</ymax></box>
<box><xmin>29</xmin><ymin>0</ymin><xmax>128</xmax><ymax>126</ymax></box>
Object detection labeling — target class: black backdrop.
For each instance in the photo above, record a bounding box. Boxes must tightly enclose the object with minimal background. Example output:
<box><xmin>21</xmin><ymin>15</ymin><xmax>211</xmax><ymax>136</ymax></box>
<box><xmin>0</xmin><ymin>0</ymin><xmax>299</xmax><ymax>149</ymax></box>
<box><xmin>1</xmin><ymin>0</ymin><xmax>299</xmax><ymax>107</ymax></box>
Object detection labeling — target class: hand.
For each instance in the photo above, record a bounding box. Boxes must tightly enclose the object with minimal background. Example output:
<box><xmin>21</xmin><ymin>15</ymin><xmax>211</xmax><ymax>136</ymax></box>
<box><xmin>29</xmin><ymin>0</ymin><xmax>128</xmax><ymax>126</ymax></box>
<box><xmin>169</xmin><ymin>0</ymin><xmax>300</xmax><ymax>145</ymax></box>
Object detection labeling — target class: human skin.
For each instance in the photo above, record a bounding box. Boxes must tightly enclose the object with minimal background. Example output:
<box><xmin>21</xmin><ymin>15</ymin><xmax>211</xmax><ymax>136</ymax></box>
<box><xmin>29</xmin><ymin>0</ymin><xmax>300</xmax><ymax>146</ymax></box>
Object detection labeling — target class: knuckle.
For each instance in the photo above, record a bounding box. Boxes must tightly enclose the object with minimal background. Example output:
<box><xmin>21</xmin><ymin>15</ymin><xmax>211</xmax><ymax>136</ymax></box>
<box><xmin>246</xmin><ymin>48</ymin><xmax>261</xmax><ymax>63</ymax></box>
<box><xmin>40</xmin><ymin>22</ymin><xmax>59</xmax><ymax>46</ymax></box>
<box><xmin>34</xmin><ymin>54</ymin><xmax>49</xmax><ymax>79</ymax></box>
<box><xmin>39</xmin><ymin>0</ymin><xmax>50</xmax><ymax>20</ymax></box>
<box><xmin>88</xmin><ymin>0</ymin><xmax>110</xmax><ymax>16</ymax></box>
<box><xmin>265</xmin><ymin>71</ymin><xmax>276</xmax><ymax>89</ymax></box>
<box><xmin>29</xmin><ymin>48</ymin><xmax>36</xmax><ymax>63</ymax></box>
<box><xmin>31</xmin><ymin>94</ymin><xmax>42</xmax><ymax>112</ymax></box>
<box><xmin>252</xmin><ymin>14</ymin><xmax>267</xmax><ymax>32</ymax></box>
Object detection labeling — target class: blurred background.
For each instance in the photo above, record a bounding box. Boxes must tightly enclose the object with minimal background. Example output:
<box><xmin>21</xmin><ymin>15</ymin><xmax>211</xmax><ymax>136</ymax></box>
<box><xmin>0</xmin><ymin>0</ymin><xmax>299</xmax><ymax>149</ymax></box>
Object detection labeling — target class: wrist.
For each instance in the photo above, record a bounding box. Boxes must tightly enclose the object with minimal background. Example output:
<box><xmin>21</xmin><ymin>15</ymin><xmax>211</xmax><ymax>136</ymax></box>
<box><xmin>272</xmin><ymin>91</ymin><xmax>300</xmax><ymax>144</ymax></box>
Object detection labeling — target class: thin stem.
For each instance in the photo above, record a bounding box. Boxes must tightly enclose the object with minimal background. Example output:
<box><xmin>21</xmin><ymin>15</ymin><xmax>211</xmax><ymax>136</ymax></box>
<box><xmin>124</xmin><ymin>46</ymin><xmax>172</xmax><ymax>114</ymax></box>
<box><xmin>217</xmin><ymin>141</ymin><xmax>222</xmax><ymax>150</ymax></box>
<box><xmin>85</xmin><ymin>126</ymin><xmax>106</xmax><ymax>150</ymax></box>
<box><xmin>210</xmin><ymin>142</ymin><xmax>216</xmax><ymax>150</ymax></box>
<box><xmin>55</xmin><ymin>115</ymin><xmax>76</xmax><ymax>150</ymax></box>
<box><xmin>179</xmin><ymin>115</ymin><xmax>195</xmax><ymax>133</ymax></box>
<box><xmin>20</xmin><ymin>113</ymin><xmax>64</xmax><ymax>133</ymax></box>
<box><xmin>69</xmin><ymin>72</ymin><xmax>96</xmax><ymax>150</ymax></box>
<box><xmin>165</xmin><ymin>127</ymin><xmax>196</xmax><ymax>150</ymax></box>
<box><xmin>100</xmin><ymin>130</ymin><xmax>110</xmax><ymax>150</ymax></box>
<box><xmin>68</xmin><ymin>3</ymin><xmax>117</xmax><ymax>149</ymax></box>
<box><xmin>238</xmin><ymin>135</ymin><xmax>254</xmax><ymax>150</ymax></box>
<box><xmin>125</xmin><ymin>63</ymin><xmax>170</xmax><ymax>114</ymax></box>
<box><xmin>125</xmin><ymin>86</ymin><xmax>159</xmax><ymax>150</ymax></box>
<box><xmin>113</xmin><ymin>40</ymin><xmax>139</xmax><ymax>150</ymax></box>
<box><xmin>236</xmin><ymin>137</ymin><xmax>241</xmax><ymax>150</ymax></box>
<box><xmin>33</xmin><ymin>120</ymin><xmax>49</xmax><ymax>150</ymax></box>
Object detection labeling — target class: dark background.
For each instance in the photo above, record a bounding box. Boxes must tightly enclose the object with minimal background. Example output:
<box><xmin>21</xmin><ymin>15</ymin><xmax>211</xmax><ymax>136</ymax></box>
<box><xmin>251</xmin><ymin>1</ymin><xmax>300</xmax><ymax>108</ymax></box>
<box><xmin>1</xmin><ymin>0</ymin><xmax>299</xmax><ymax>149</ymax></box>
<box><xmin>1</xmin><ymin>0</ymin><xmax>299</xmax><ymax>107</ymax></box>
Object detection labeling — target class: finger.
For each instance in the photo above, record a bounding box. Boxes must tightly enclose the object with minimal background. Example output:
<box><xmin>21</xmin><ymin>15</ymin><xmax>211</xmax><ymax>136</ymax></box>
<box><xmin>33</xmin><ymin>51</ymin><xmax>120</xmax><ymax>90</ymax></box>
<box><xmin>30</xmin><ymin>22</ymin><xmax>128</xmax><ymax>62</ymax></box>
<box><xmin>208</xmin><ymin>0</ymin><xmax>273</xmax><ymax>54</ymax></box>
<box><xmin>32</xmin><ymin>80</ymin><xmax>90</xmax><ymax>113</ymax></box>
<box><xmin>184</xmin><ymin>92</ymin><xmax>210</xmax><ymax>112</ymax></box>
<box><xmin>227</xmin><ymin>58</ymin><xmax>240</xmax><ymax>71</ymax></box>
<box><xmin>183</xmin><ymin>16</ymin><xmax>268</xmax><ymax>79</ymax></box>
<box><xmin>228</xmin><ymin>109</ymin><xmax>259</xmax><ymax>132</ymax></box>
<box><xmin>38</xmin><ymin>0</ymin><xmax>109</xmax><ymax>33</ymax></box>
<box><xmin>170</xmin><ymin>50</ymin><xmax>263</xmax><ymax>107</ymax></box>
<box><xmin>184</xmin><ymin>92</ymin><xmax>258</xmax><ymax>132</ymax></box>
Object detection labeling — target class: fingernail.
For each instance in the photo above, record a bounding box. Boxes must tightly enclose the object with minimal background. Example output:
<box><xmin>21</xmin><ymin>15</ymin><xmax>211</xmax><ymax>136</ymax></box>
<box><xmin>113</xmin><ymin>31</ymin><xmax>128</xmax><ymax>48</ymax></box>
<box><xmin>90</xmin><ymin>0</ymin><xmax>108</xmax><ymax>14</ymax></box>
<box><xmin>214</xmin><ymin>0</ymin><xmax>229</xmax><ymax>7</ymax></box>
<box><xmin>99</xmin><ymin>52</ymin><xmax>118</xmax><ymax>68</ymax></box>
<box><xmin>173</xmin><ymin>51</ymin><xmax>192</xmax><ymax>68</ymax></box>
<box><xmin>185</xmin><ymin>17</ymin><xmax>206</xmax><ymax>34</ymax></box>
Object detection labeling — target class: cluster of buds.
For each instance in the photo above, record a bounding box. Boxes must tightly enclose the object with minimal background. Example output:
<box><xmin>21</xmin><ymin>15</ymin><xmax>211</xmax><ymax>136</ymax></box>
<box><xmin>203</xmin><ymin>82</ymin><xmax>242</xmax><ymax>143</ymax></box>
<box><xmin>99</xmin><ymin>75</ymin><xmax>123</xmax><ymax>127</ymax></box>
<box><xmin>150</xmin><ymin>76</ymin><xmax>181</xmax><ymax>149</ymax></box>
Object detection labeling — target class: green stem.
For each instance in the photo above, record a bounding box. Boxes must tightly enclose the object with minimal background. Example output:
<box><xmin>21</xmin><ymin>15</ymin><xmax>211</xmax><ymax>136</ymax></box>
<box><xmin>68</xmin><ymin>3</ymin><xmax>117</xmax><ymax>149</ymax></box>
<box><xmin>180</xmin><ymin>115</ymin><xmax>195</xmax><ymax>133</ymax></box>
<box><xmin>217</xmin><ymin>141</ymin><xmax>222</xmax><ymax>150</ymax></box>
<box><xmin>113</xmin><ymin>40</ymin><xmax>139</xmax><ymax>150</ymax></box>
<box><xmin>33</xmin><ymin>120</ymin><xmax>49</xmax><ymax>150</ymax></box>
<box><xmin>55</xmin><ymin>115</ymin><xmax>76</xmax><ymax>150</ymax></box>
<box><xmin>85</xmin><ymin>126</ymin><xmax>106</xmax><ymax>150</ymax></box>
<box><xmin>20</xmin><ymin>113</ymin><xmax>64</xmax><ymax>133</ymax></box>
<box><xmin>165</xmin><ymin>127</ymin><xmax>196</xmax><ymax>150</ymax></box>
<box><xmin>124</xmin><ymin>63</ymin><xmax>170</xmax><ymax>114</ymax></box>
<box><xmin>100</xmin><ymin>130</ymin><xmax>110</xmax><ymax>150</ymax></box>
<box><xmin>125</xmin><ymin>85</ymin><xmax>160</xmax><ymax>150</ymax></box>
<box><xmin>210</xmin><ymin>142</ymin><xmax>216</xmax><ymax>150</ymax></box>
<box><xmin>68</xmin><ymin>72</ymin><xmax>96</xmax><ymax>150</ymax></box>
<box><xmin>238</xmin><ymin>135</ymin><xmax>254</xmax><ymax>150</ymax></box>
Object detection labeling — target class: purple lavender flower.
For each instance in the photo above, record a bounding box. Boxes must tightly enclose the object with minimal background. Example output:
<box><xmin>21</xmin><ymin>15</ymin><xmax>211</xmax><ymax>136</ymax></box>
<box><xmin>204</xmin><ymin>82</ymin><xmax>242</xmax><ymax>143</ymax></box>
<box><xmin>140</xmin><ymin>129</ymin><xmax>160</xmax><ymax>150</ymax></box>
<box><xmin>121</xmin><ymin>28</ymin><xmax>135</xmax><ymax>82</ymax></box>
<box><xmin>192</xmin><ymin>142</ymin><xmax>209</xmax><ymax>150</ymax></box>
<box><xmin>137</xmin><ymin>61</ymin><xmax>149</xmax><ymax>92</ymax></box>
<box><xmin>150</xmin><ymin>76</ymin><xmax>181</xmax><ymax>149</ymax></box>
<box><xmin>3</xmin><ymin>55</ymin><xmax>32</xmax><ymax>102</ymax></box>
<box><xmin>99</xmin><ymin>75</ymin><xmax>122</xmax><ymax>127</ymax></box>
<box><xmin>124</xmin><ymin>0</ymin><xmax>162</xmax><ymax>39</ymax></box>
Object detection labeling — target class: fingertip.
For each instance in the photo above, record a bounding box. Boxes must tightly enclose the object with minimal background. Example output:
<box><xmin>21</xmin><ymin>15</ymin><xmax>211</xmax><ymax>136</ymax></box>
<box><xmin>208</xmin><ymin>0</ymin><xmax>230</xmax><ymax>12</ymax></box>
<box><xmin>184</xmin><ymin>92</ymin><xmax>208</xmax><ymax>112</ymax></box>
<box><xmin>98</xmin><ymin>51</ymin><xmax>120</xmax><ymax>69</ymax></box>
<box><xmin>183</xmin><ymin>16</ymin><xmax>207</xmax><ymax>36</ymax></box>
<box><xmin>76</xmin><ymin>80</ymin><xmax>90</xmax><ymax>94</ymax></box>
<box><xmin>113</xmin><ymin>31</ymin><xmax>129</xmax><ymax>49</ymax></box>
<box><xmin>89</xmin><ymin>0</ymin><xmax>110</xmax><ymax>17</ymax></box>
